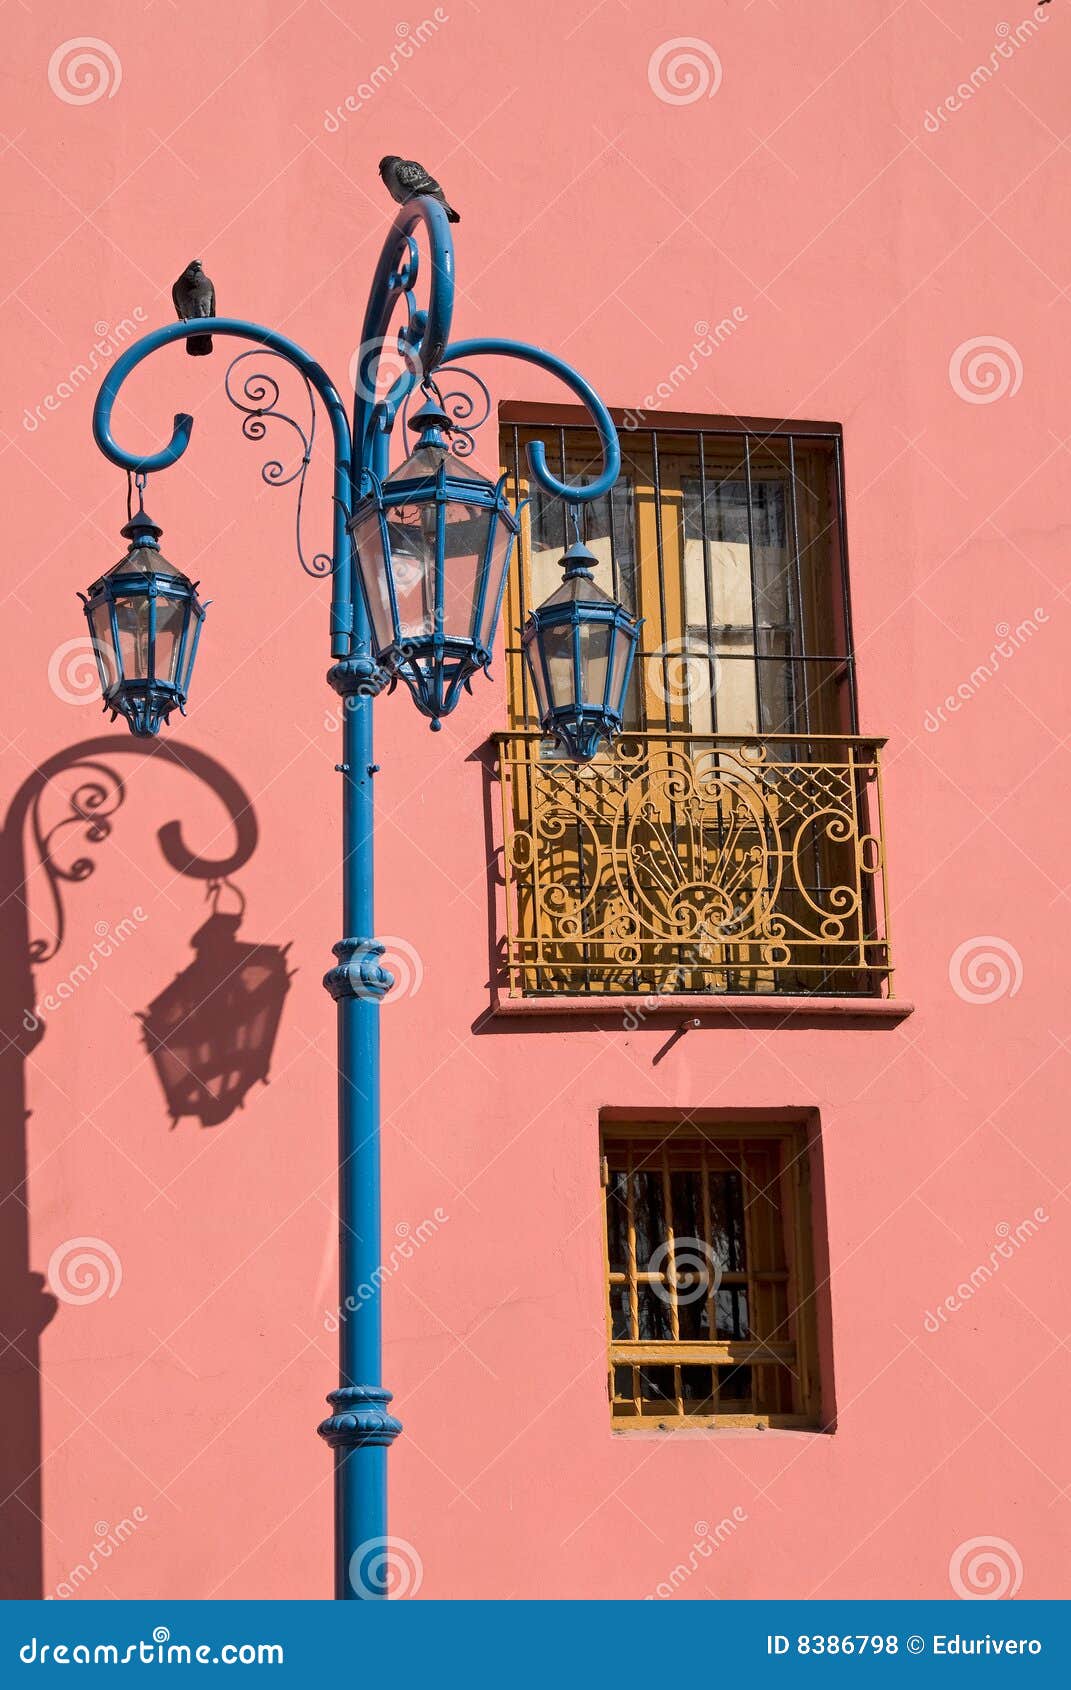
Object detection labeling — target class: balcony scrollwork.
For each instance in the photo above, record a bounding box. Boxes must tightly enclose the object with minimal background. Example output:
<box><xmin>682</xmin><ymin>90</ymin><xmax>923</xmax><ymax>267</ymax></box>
<box><xmin>494</xmin><ymin>731</ymin><xmax>892</xmax><ymax>998</ymax></box>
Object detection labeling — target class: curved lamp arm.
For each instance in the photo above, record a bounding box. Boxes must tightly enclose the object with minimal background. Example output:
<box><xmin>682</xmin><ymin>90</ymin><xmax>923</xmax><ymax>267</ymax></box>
<box><xmin>439</xmin><ymin>337</ymin><xmax>621</xmax><ymax>502</ymax></box>
<box><xmin>92</xmin><ymin>319</ymin><xmax>356</xmax><ymax>656</ymax></box>
<box><xmin>352</xmin><ymin>196</ymin><xmax>456</xmax><ymax>483</ymax></box>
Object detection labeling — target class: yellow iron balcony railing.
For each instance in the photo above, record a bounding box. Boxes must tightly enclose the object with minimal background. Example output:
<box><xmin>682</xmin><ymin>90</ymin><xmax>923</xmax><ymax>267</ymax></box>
<box><xmin>493</xmin><ymin>731</ymin><xmax>892</xmax><ymax>999</ymax></box>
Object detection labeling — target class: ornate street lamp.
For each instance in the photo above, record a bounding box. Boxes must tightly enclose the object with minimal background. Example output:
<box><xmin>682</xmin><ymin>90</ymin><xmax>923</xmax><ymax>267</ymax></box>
<box><xmin>349</xmin><ymin>396</ymin><xmax>519</xmax><ymax>728</ymax></box>
<box><xmin>79</xmin><ymin>492</ymin><xmax>206</xmax><ymax>737</ymax></box>
<box><xmin>522</xmin><ymin>539</ymin><xmax>642</xmax><ymax>760</ymax></box>
<box><xmin>86</xmin><ymin>194</ymin><xmax>623</xmax><ymax>1598</ymax></box>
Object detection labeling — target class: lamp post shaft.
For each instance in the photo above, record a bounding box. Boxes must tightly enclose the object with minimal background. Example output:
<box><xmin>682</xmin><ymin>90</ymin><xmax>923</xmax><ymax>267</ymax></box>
<box><xmin>332</xmin><ymin>698</ymin><xmax>392</xmax><ymax>1598</ymax></box>
<box><xmin>319</xmin><ymin>440</ymin><xmax>401</xmax><ymax>1600</ymax></box>
<box><xmin>87</xmin><ymin>196</ymin><xmax>620</xmax><ymax>1598</ymax></box>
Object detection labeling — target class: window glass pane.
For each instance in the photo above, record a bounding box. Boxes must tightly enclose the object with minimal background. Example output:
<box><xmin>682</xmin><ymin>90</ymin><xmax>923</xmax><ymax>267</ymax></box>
<box><xmin>630</xmin><ymin>1167</ymin><xmax>664</xmax><ymax>1265</ymax></box>
<box><xmin>670</xmin><ymin>1168</ymin><xmax>702</xmax><ymax>1244</ymax></box>
<box><xmin>609</xmin><ymin>1283</ymin><xmax>631</xmax><ymax>1341</ymax></box>
<box><xmin>530</xmin><ymin>475</ymin><xmax>636</xmax><ymax>613</ymax></box>
<box><xmin>710</xmin><ymin>1170</ymin><xmax>746</xmax><ymax>1270</ymax></box>
<box><xmin>637</xmin><ymin>1366</ymin><xmax>675</xmax><ymax>1411</ymax></box>
<box><xmin>676</xmin><ymin>1293</ymin><xmax>709</xmax><ymax>1342</ymax></box>
<box><xmin>612</xmin><ymin>1365</ymin><xmax>638</xmax><ymax>1411</ymax></box>
<box><xmin>682</xmin><ymin>471</ymin><xmax>795</xmax><ymax>736</ymax></box>
<box><xmin>637</xmin><ymin>1283</ymin><xmax>673</xmax><ymax>1340</ymax></box>
<box><xmin>680</xmin><ymin>1365</ymin><xmax>715</xmax><ymax>1407</ymax></box>
<box><xmin>715</xmin><ymin>1285</ymin><xmax>749</xmax><ymax>1339</ymax></box>
<box><xmin>718</xmin><ymin>1364</ymin><xmax>753</xmax><ymax>1403</ymax></box>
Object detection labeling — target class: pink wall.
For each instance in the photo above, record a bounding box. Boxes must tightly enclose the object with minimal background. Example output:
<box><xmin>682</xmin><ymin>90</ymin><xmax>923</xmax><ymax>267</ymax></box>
<box><xmin>2</xmin><ymin>0</ymin><xmax>1067</xmax><ymax>1601</ymax></box>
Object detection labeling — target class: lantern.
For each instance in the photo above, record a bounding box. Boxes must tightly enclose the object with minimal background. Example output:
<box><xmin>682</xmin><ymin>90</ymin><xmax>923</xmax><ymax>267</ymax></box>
<box><xmin>138</xmin><ymin>886</ymin><xmax>293</xmax><ymax>1129</ymax></box>
<box><xmin>80</xmin><ymin>503</ymin><xmax>206</xmax><ymax>737</ymax></box>
<box><xmin>521</xmin><ymin>541</ymin><xmax>642</xmax><ymax>760</ymax></box>
<box><xmin>348</xmin><ymin>398</ymin><xmax>519</xmax><ymax>728</ymax></box>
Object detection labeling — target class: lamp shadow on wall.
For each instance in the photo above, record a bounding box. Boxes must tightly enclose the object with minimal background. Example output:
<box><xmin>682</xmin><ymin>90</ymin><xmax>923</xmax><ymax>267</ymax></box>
<box><xmin>138</xmin><ymin>880</ymin><xmax>294</xmax><ymax>1130</ymax></box>
<box><xmin>0</xmin><ymin>735</ymin><xmax>264</xmax><ymax>1598</ymax></box>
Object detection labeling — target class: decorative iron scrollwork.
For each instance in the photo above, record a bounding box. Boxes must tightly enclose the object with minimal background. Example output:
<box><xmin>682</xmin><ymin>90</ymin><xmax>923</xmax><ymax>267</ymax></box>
<box><xmin>224</xmin><ymin>350</ymin><xmax>333</xmax><ymax>578</ymax></box>
<box><xmin>496</xmin><ymin>732</ymin><xmax>892</xmax><ymax>997</ymax></box>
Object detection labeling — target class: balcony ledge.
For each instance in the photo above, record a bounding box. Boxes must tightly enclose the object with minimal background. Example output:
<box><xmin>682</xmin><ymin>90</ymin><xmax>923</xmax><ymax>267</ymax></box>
<box><xmin>488</xmin><ymin>991</ymin><xmax>914</xmax><ymax>1026</ymax></box>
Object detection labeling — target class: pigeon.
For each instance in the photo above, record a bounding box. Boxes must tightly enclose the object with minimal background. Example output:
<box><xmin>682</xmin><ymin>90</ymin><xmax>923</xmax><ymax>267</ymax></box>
<box><xmin>171</xmin><ymin>260</ymin><xmax>216</xmax><ymax>356</ymax></box>
<box><xmin>379</xmin><ymin>156</ymin><xmax>460</xmax><ymax>223</ymax></box>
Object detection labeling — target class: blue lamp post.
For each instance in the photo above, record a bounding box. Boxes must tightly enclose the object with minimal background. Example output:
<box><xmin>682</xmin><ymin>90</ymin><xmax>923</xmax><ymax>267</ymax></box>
<box><xmin>85</xmin><ymin>197</ymin><xmax>623</xmax><ymax>1598</ymax></box>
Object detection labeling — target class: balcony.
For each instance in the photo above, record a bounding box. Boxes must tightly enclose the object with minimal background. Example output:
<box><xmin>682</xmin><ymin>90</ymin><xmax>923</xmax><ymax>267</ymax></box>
<box><xmin>493</xmin><ymin>730</ymin><xmax>892</xmax><ymax>1001</ymax></box>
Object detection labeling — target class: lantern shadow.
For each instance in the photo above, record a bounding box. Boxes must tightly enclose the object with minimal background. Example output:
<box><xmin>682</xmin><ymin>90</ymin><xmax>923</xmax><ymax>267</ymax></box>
<box><xmin>138</xmin><ymin>884</ymin><xmax>294</xmax><ymax>1130</ymax></box>
<box><xmin>0</xmin><ymin>735</ymin><xmax>259</xmax><ymax>1598</ymax></box>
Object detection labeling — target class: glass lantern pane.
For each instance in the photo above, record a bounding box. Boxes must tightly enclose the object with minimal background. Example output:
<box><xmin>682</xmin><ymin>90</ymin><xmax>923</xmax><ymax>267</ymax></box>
<box><xmin>181</xmin><ymin>611</ymin><xmax>204</xmax><ymax>694</ymax></box>
<box><xmin>579</xmin><ymin>620</ymin><xmax>611</xmax><ymax>709</ymax></box>
<box><xmin>475</xmin><ymin>516</ymin><xmax>515</xmax><ymax>651</ymax></box>
<box><xmin>608</xmin><ymin>622</ymin><xmax>634</xmax><ymax>715</ymax></box>
<box><xmin>442</xmin><ymin>502</ymin><xmax>493</xmax><ymax>643</ymax></box>
<box><xmin>352</xmin><ymin>512</ymin><xmax>396</xmax><ymax>653</ymax></box>
<box><xmin>385</xmin><ymin>442</ymin><xmax>450</xmax><ymax>485</ymax></box>
<box><xmin>540</xmin><ymin>622</ymin><xmax>577</xmax><ymax>711</ymax></box>
<box><xmin>89</xmin><ymin>605</ymin><xmax>118</xmax><ymax>689</ymax></box>
<box><xmin>524</xmin><ymin>638</ymin><xmax>549</xmax><ymax>719</ymax></box>
<box><xmin>386</xmin><ymin>504</ymin><xmax>438</xmax><ymax>639</ymax></box>
<box><xmin>114</xmin><ymin>596</ymin><xmax>151</xmax><ymax>681</ymax></box>
<box><xmin>154</xmin><ymin>594</ymin><xmax>188</xmax><ymax>683</ymax></box>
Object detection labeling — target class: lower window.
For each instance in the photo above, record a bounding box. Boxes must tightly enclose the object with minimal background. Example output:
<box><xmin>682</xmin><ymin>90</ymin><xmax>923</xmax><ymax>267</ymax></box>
<box><xmin>602</xmin><ymin>1119</ymin><xmax>823</xmax><ymax>1429</ymax></box>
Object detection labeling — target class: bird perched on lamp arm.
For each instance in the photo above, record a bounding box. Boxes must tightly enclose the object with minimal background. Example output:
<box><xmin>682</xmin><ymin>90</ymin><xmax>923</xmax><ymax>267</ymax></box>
<box><xmin>171</xmin><ymin>259</ymin><xmax>216</xmax><ymax>356</ymax></box>
<box><xmin>379</xmin><ymin>156</ymin><xmax>460</xmax><ymax>223</ymax></box>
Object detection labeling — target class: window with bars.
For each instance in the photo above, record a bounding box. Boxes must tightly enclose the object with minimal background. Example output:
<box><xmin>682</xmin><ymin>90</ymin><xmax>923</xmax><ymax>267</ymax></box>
<box><xmin>502</xmin><ymin>414</ymin><xmax>857</xmax><ymax>738</ymax></box>
<box><xmin>494</xmin><ymin>410</ymin><xmax>892</xmax><ymax>1000</ymax></box>
<box><xmin>602</xmin><ymin>1121</ymin><xmax>823</xmax><ymax>1429</ymax></box>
